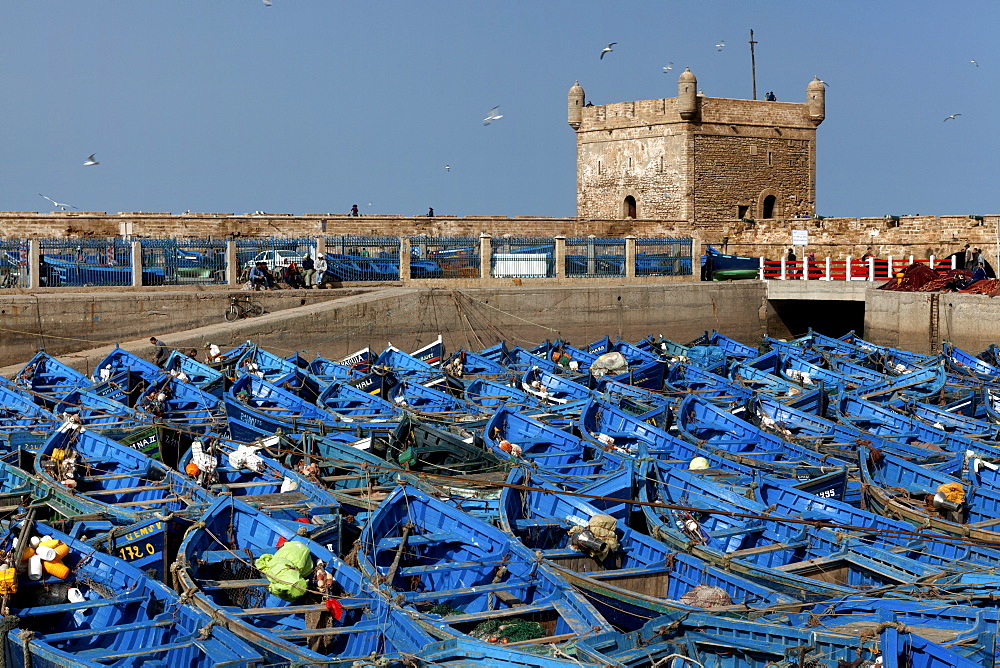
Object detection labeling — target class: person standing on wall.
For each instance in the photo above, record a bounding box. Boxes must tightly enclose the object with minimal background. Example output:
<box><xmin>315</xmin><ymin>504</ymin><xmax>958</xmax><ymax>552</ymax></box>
<box><xmin>350</xmin><ymin>204</ymin><xmax>360</xmax><ymax>217</ymax></box>
<box><xmin>786</xmin><ymin>248</ymin><xmax>797</xmax><ymax>278</ymax></box>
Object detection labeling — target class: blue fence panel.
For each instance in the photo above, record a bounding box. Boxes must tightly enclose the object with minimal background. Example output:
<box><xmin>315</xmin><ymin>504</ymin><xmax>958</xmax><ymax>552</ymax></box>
<box><xmin>412</xmin><ymin>236</ymin><xmax>478</xmax><ymax>279</ymax></box>
<box><xmin>636</xmin><ymin>237</ymin><xmax>692</xmax><ymax>276</ymax></box>
<box><xmin>565</xmin><ymin>237</ymin><xmax>627</xmax><ymax>278</ymax></box>
<box><xmin>141</xmin><ymin>238</ymin><xmax>227</xmax><ymax>285</ymax></box>
<box><xmin>39</xmin><ymin>238</ymin><xmax>134</xmax><ymax>287</ymax></box>
<box><xmin>322</xmin><ymin>236</ymin><xmax>402</xmax><ymax>282</ymax></box>
<box><xmin>0</xmin><ymin>240</ymin><xmax>29</xmax><ymax>288</ymax></box>
<box><xmin>490</xmin><ymin>237</ymin><xmax>555</xmax><ymax>278</ymax></box>
<box><xmin>236</xmin><ymin>237</ymin><xmax>316</xmax><ymax>283</ymax></box>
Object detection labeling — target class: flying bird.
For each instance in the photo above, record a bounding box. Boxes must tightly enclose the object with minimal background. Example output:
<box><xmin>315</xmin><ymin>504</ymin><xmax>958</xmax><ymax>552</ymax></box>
<box><xmin>263</xmin><ymin>0</ymin><xmax>272</xmax><ymax>5</ymax></box>
<box><xmin>944</xmin><ymin>114</ymin><xmax>961</xmax><ymax>122</ymax></box>
<box><xmin>600</xmin><ymin>43</ymin><xmax>616</xmax><ymax>60</ymax></box>
<box><xmin>445</xmin><ymin>164</ymin><xmax>451</xmax><ymax>172</ymax></box>
<box><xmin>483</xmin><ymin>106</ymin><xmax>503</xmax><ymax>125</ymax></box>
<box><xmin>38</xmin><ymin>193</ymin><xmax>77</xmax><ymax>210</ymax></box>
<box><xmin>83</xmin><ymin>154</ymin><xmax>99</xmax><ymax>166</ymax></box>
<box><xmin>662</xmin><ymin>62</ymin><xmax>673</xmax><ymax>73</ymax></box>
<box><xmin>716</xmin><ymin>40</ymin><xmax>725</xmax><ymax>51</ymax></box>
<box><xmin>971</xmin><ymin>59</ymin><xmax>979</xmax><ymax>67</ymax></box>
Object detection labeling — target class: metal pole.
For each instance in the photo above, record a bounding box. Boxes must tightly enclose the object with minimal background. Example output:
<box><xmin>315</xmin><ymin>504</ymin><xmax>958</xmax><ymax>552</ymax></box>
<box><xmin>749</xmin><ymin>29</ymin><xmax>757</xmax><ymax>100</ymax></box>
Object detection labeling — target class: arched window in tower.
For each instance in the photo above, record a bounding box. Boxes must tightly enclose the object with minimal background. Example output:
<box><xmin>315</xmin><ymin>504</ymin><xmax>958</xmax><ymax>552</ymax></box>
<box><xmin>624</xmin><ymin>196</ymin><xmax>637</xmax><ymax>219</ymax></box>
<box><xmin>762</xmin><ymin>194</ymin><xmax>776</xmax><ymax>219</ymax></box>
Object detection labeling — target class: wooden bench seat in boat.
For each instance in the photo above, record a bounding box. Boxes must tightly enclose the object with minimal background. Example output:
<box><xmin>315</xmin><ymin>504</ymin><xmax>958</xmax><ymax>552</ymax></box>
<box><xmin>725</xmin><ymin>541</ymin><xmax>808</xmax><ymax>558</ymax></box>
<box><xmin>198</xmin><ymin>548</ymin><xmax>268</xmax><ymax>564</ymax></box>
<box><xmin>37</xmin><ymin>618</ymin><xmax>174</xmax><ymax>642</ymax></box>
<box><xmin>377</xmin><ymin>531</ymin><xmax>463</xmax><ymax>549</ymax></box>
<box><xmin>423</xmin><ymin>601</ymin><xmax>555</xmax><ymax>624</ymax></box>
<box><xmin>232</xmin><ymin>597</ymin><xmax>371</xmax><ymax>617</ymax></box>
<box><xmin>403</xmin><ymin>579</ymin><xmax>536</xmax><ymax>603</ymax></box>
<box><xmin>512</xmin><ymin>518</ymin><xmax>567</xmax><ymax>531</ymax></box>
<box><xmin>76</xmin><ymin>640</ymin><xmax>200</xmax><ymax>662</ymax></box>
<box><xmin>397</xmin><ymin>561</ymin><xmax>482</xmax><ymax>576</ymax></box>
<box><xmin>17</xmin><ymin>594</ymin><xmax>147</xmax><ymax>617</ymax></box>
<box><xmin>200</xmin><ymin>577</ymin><xmax>270</xmax><ymax>591</ymax></box>
<box><xmin>273</xmin><ymin>618</ymin><xmax>386</xmax><ymax>639</ymax></box>
<box><xmin>81</xmin><ymin>483</ymin><xmax>173</xmax><ymax>497</ymax></box>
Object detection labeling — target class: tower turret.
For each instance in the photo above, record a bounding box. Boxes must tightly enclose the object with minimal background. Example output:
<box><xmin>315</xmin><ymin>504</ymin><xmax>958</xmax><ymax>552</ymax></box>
<box><xmin>807</xmin><ymin>77</ymin><xmax>826</xmax><ymax>126</ymax></box>
<box><xmin>677</xmin><ymin>68</ymin><xmax>698</xmax><ymax>120</ymax></box>
<box><xmin>568</xmin><ymin>81</ymin><xmax>585</xmax><ymax>129</ymax></box>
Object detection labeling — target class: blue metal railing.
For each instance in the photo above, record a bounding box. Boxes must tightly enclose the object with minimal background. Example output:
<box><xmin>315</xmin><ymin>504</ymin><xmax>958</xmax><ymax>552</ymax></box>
<box><xmin>0</xmin><ymin>240</ymin><xmax>28</xmax><ymax>287</ymax></box>
<box><xmin>565</xmin><ymin>237</ymin><xmax>627</xmax><ymax>278</ymax></box>
<box><xmin>413</xmin><ymin>236</ymin><xmax>479</xmax><ymax>279</ymax></box>
<box><xmin>39</xmin><ymin>238</ymin><xmax>134</xmax><ymax>287</ymax></box>
<box><xmin>636</xmin><ymin>238</ymin><xmax>692</xmax><ymax>276</ymax></box>
<box><xmin>141</xmin><ymin>239</ymin><xmax>227</xmax><ymax>285</ymax></box>
<box><xmin>322</xmin><ymin>236</ymin><xmax>402</xmax><ymax>281</ymax></box>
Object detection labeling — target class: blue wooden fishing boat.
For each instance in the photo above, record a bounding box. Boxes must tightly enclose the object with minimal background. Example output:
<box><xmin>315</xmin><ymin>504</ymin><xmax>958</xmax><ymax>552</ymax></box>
<box><xmin>163</xmin><ymin>350</ymin><xmax>226</xmax><ymax>397</ymax></box>
<box><xmin>0</xmin><ymin>380</ymin><xmax>61</xmax><ymax>435</ymax></box>
<box><xmin>42</xmin><ymin>255</ymin><xmax>167</xmax><ymax>286</ymax></box>
<box><xmin>521</xmin><ymin>365</ymin><xmax>594</xmax><ymax>405</ymax></box>
<box><xmin>315</xmin><ymin>379</ymin><xmax>404</xmax><ymax>423</ymax></box>
<box><xmin>410</xmin><ymin>335</ymin><xmax>445</xmax><ymax>366</ymax></box>
<box><xmin>638</xmin><ymin>459</ymin><xmax>955</xmax><ymax>600</ymax></box>
<box><xmin>177</xmin><ymin>435</ymin><xmax>342</xmax><ymax>527</ymax></box>
<box><xmin>134</xmin><ymin>374</ymin><xmax>225</xmax><ymax>432</ymax></box>
<box><xmin>634</xmin><ymin>333</ymin><xmax>690</xmax><ymax>358</ymax></box>
<box><xmin>945</xmin><ymin>341</ymin><xmax>1000</xmax><ymax>381</ymax></box>
<box><xmin>411</xmin><ymin>638</ymin><xmax>587</xmax><ymax>667</ymax></box>
<box><xmin>858</xmin><ymin>447</ymin><xmax>1000</xmax><ymax>545</ymax></box>
<box><xmin>204</xmin><ymin>340</ymin><xmax>255</xmax><ymax>376</ymax></box>
<box><xmin>174</xmin><ymin>496</ymin><xmax>434</xmax><ymax>664</ymax></box>
<box><xmin>585</xmin><ymin>335</ymin><xmax>661</xmax><ymax>364</ymax></box>
<box><xmin>464</xmin><ymin>378</ymin><xmax>537</xmax><ymax>413</ymax></box>
<box><xmin>3</xmin><ymin>519</ymin><xmax>265</xmax><ymax>667</ymax></box>
<box><xmin>235</xmin><ymin>344</ymin><xmax>305</xmax><ymax>383</ymax></box>
<box><xmin>499</xmin><ymin>468</ymin><xmax>799</xmax><ymax>631</ymax></box>
<box><xmin>677</xmin><ymin>394</ymin><xmax>850</xmax><ymax>469</ymax></box>
<box><xmin>35</xmin><ymin>421</ymin><xmax>212</xmax><ymax>522</ymax></box>
<box><xmin>371</xmin><ymin>413</ymin><xmax>507</xmax><ymax>476</ymax></box>
<box><xmin>357</xmin><ymin>484</ymin><xmax>614</xmax><ymax>646</ymax></box>
<box><xmin>54</xmin><ymin>389</ymin><xmax>150</xmax><ymax>433</ymax></box>
<box><xmin>686</xmin><ymin>329</ymin><xmax>759</xmax><ymax>359</ymax></box>
<box><xmin>483</xmin><ymin>406</ymin><xmax>624</xmax><ymax>481</ymax></box>
<box><xmin>308</xmin><ymin>355</ymin><xmax>361</xmax><ymax>383</ymax></box>
<box><xmin>751</xmin><ymin>474</ymin><xmax>1000</xmax><ymax>573</ymax></box>
<box><xmin>224</xmin><ymin>373</ymin><xmax>350</xmax><ymax>441</ymax></box>
<box><xmin>91</xmin><ymin>346</ymin><xmax>163</xmax><ymax>385</ymax></box>
<box><xmin>664</xmin><ymin>362</ymin><xmax>755</xmax><ymax>406</ymax></box>
<box><xmin>849</xmin><ymin>361</ymin><xmax>947</xmax><ymax>401</ymax></box>
<box><xmin>13</xmin><ymin>351</ymin><xmax>93</xmax><ymax>408</ymax></box>
<box><xmin>529</xmin><ymin>339</ymin><xmax>600</xmax><ymax>373</ymax></box>
<box><xmin>907</xmin><ymin>393</ymin><xmax>1000</xmax><ymax>439</ymax></box>
<box><xmin>575</xmin><ymin>608</ymin><xmax>984</xmax><ymax>668</ymax></box>
<box><xmin>386</xmin><ymin>377</ymin><xmax>489</xmax><ymax>424</ymax></box>
<box><xmin>441</xmin><ymin>348</ymin><xmax>514</xmax><ymax>382</ymax></box>
<box><xmin>374</xmin><ymin>344</ymin><xmax>439</xmax><ymax>382</ymax></box>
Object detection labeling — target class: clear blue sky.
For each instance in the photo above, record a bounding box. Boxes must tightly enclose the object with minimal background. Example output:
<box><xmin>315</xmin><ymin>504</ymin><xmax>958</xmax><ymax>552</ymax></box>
<box><xmin>3</xmin><ymin>1</ymin><xmax>997</xmax><ymax>219</ymax></box>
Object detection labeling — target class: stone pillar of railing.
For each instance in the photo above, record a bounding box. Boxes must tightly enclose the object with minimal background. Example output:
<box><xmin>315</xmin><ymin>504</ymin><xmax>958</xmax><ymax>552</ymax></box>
<box><xmin>226</xmin><ymin>239</ymin><xmax>238</xmax><ymax>285</ymax></box>
<box><xmin>479</xmin><ymin>233</ymin><xmax>492</xmax><ymax>279</ymax></box>
<box><xmin>930</xmin><ymin>254</ymin><xmax>936</xmax><ymax>270</ymax></box>
<box><xmin>846</xmin><ymin>255</ymin><xmax>853</xmax><ymax>281</ymax></box>
<box><xmin>554</xmin><ymin>236</ymin><xmax>567</xmax><ymax>279</ymax></box>
<box><xmin>951</xmin><ymin>255</ymin><xmax>957</xmax><ymax>270</ymax></box>
<box><xmin>624</xmin><ymin>236</ymin><xmax>636</xmax><ymax>279</ymax></box>
<box><xmin>908</xmin><ymin>254</ymin><xmax>914</xmax><ymax>265</ymax></box>
<box><xmin>887</xmin><ymin>255</ymin><xmax>894</xmax><ymax>276</ymax></box>
<box><xmin>802</xmin><ymin>256</ymin><xmax>809</xmax><ymax>281</ymax></box>
<box><xmin>825</xmin><ymin>256</ymin><xmax>831</xmax><ymax>281</ymax></box>
<box><xmin>586</xmin><ymin>236</ymin><xmax>597</xmax><ymax>275</ymax></box>
<box><xmin>131</xmin><ymin>240</ymin><xmax>143</xmax><ymax>287</ymax></box>
<box><xmin>780</xmin><ymin>257</ymin><xmax>787</xmax><ymax>280</ymax></box>
<box><xmin>868</xmin><ymin>256</ymin><xmax>875</xmax><ymax>281</ymax></box>
<box><xmin>758</xmin><ymin>257</ymin><xmax>765</xmax><ymax>280</ymax></box>
<box><xmin>399</xmin><ymin>237</ymin><xmax>412</xmax><ymax>282</ymax></box>
<box><xmin>28</xmin><ymin>239</ymin><xmax>40</xmax><ymax>289</ymax></box>
<box><xmin>315</xmin><ymin>236</ymin><xmax>326</xmax><ymax>257</ymax></box>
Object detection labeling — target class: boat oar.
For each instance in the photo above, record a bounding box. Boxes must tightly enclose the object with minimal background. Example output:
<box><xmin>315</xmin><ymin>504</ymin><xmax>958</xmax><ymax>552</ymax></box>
<box><xmin>382</xmin><ymin>522</ymin><xmax>414</xmax><ymax>586</ymax></box>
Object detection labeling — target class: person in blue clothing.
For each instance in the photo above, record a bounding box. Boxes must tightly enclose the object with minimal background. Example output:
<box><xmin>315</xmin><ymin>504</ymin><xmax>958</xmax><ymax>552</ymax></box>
<box><xmin>248</xmin><ymin>262</ymin><xmax>269</xmax><ymax>291</ymax></box>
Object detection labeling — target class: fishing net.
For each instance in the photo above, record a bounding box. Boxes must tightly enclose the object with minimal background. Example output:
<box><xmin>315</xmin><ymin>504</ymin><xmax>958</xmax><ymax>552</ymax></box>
<box><xmin>470</xmin><ymin>618</ymin><xmax>544</xmax><ymax>643</ymax></box>
<box><xmin>428</xmin><ymin>603</ymin><xmax>463</xmax><ymax>616</ymax></box>
<box><xmin>678</xmin><ymin>585</ymin><xmax>732</xmax><ymax>608</ymax></box>
<box><xmin>876</xmin><ymin>263</ymin><xmax>938</xmax><ymax>291</ymax></box>
<box><xmin>958</xmin><ymin>278</ymin><xmax>1000</xmax><ymax>295</ymax></box>
<box><xmin>215</xmin><ymin>559</ymin><xmax>266</xmax><ymax>609</ymax></box>
<box><xmin>915</xmin><ymin>269</ymin><xmax>971</xmax><ymax>292</ymax></box>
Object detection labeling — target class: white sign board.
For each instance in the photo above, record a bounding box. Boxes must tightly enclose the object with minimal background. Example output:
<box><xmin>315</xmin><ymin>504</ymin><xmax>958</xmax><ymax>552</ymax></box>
<box><xmin>493</xmin><ymin>253</ymin><xmax>549</xmax><ymax>278</ymax></box>
<box><xmin>791</xmin><ymin>230</ymin><xmax>809</xmax><ymax>246</ymax></box>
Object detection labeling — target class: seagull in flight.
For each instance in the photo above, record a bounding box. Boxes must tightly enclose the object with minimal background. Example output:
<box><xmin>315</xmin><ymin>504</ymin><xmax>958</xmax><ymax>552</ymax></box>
<box><xmin>483</xmin><ymin>106</ymin><xmax>503</xmax><ymax>125</ymax></box>
<box><xmin>444</xmin><ymin>164</ymin><xmax>451</xmax><ymax>172</ymax></box>
<box><xmin>600</xmin><ymin>43</ymin><xmax>616</xmax><ymax>60</ymax></box>
<box><xmin>716</xmin><ymin>40</ymin><xmax>725</xmax><ymax>51</ymax></box>
<box><xmin>944</xmin><ymin>113</ymin><xmax>962</xmax><ymax>122</ymax></box>
<box><xmin>263</xmin><ymin>0</ymin><xmax>272</xmax><ymax>5</ymax></box>
<box><xmin>971</xmin><ymin>59</ymin><xmax>979</xmax><ymax>67</ymax></box>
<box><xmin>83</xmin><ymin>153</ymin><xmax>99</xmax><ymax>166</ymax></box>
<box><xmin>38</xmin><ymin>193</ymin><xmax>78</xmax><ymax>210</ymax></box>
<box><xmin>662</xmin><ymin>62</ymin><xmax>673</xmax><ymax>73</ymax></box>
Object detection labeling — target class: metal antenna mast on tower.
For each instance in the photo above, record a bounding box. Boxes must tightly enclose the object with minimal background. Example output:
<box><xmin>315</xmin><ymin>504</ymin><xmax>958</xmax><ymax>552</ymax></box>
<box><xmin>749</xmin><ymin>29</ymin><xmax>757</xmax><ymax>100</ymax></box>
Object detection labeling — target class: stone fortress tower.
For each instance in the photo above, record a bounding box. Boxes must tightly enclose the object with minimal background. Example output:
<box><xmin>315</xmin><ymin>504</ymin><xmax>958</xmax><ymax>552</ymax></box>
<box><xmin>568</xmin><ymin>71</ymin><xmax>825</xmax><ymax>222</ymax></box>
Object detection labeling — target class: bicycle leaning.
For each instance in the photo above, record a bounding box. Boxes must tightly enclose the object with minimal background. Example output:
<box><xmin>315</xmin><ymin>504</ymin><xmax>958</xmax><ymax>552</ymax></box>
<box><xmin>224</xmin><ymin>295</ymin><xmax>265</xmax><ymax>321</ymax></box>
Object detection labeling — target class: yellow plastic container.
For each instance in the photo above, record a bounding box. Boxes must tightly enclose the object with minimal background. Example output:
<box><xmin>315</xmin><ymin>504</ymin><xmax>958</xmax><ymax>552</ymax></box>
<box><xmin>0</xmin><ymin>568</ymin><xmax>16</xmax><ymax>594</ymax></box>
<box><xmin>42</xmin><ymin>559</ymin><xmax>69</xmax><ymax>580</ymax></box>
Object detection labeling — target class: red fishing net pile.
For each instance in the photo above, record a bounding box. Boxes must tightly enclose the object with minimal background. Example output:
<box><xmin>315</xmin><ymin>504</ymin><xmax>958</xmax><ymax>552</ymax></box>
<box><xmin>918</xmin><ymin>269</ymin><xmax>973</xmax><ymax>292</ymax></box>
<box><xmin>958</xmin><ymin>279</ymin><xmax>1000</xmax><ymax>295</ymax></box>
<box><xmin>877</xmin><ymin>263</ymin><xmax>940</xmax><ymax>291</ymax></box>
